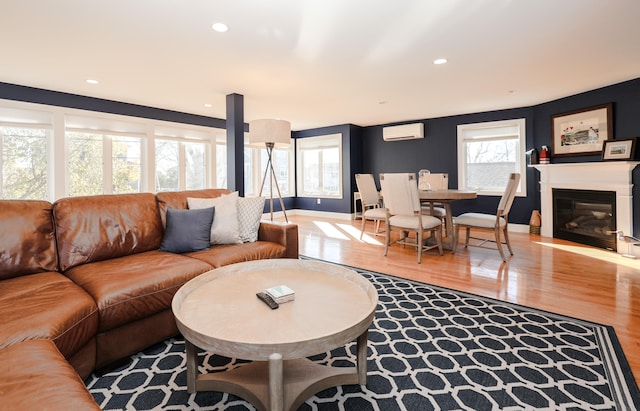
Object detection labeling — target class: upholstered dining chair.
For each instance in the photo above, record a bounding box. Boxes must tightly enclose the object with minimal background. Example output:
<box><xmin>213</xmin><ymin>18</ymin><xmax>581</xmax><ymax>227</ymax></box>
<box><xmin>355</xmin><ymin>173</ymin><xmax>386</xmax><ymax>239</ymax></box>
<box><xmin>379</xmin><ymin>173</ymin><xmax>443</xmax><ymax>263</ymax></box>
<box><xmin>452</xmin><ymin>172</ymin><xmax>521</xmax><ymax>261</ymax></box>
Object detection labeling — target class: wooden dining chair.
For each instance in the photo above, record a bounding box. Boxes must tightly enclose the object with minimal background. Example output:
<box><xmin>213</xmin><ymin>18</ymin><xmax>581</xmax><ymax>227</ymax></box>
<box><xmin>355</xmin><ymin>173</ymin><xmax>386</xmax><ymax>239</ymax></box>
<box><xmin>452</xmin><ymin>173</ymin><xmax>521</xmax><ymax>261</ymax></box>
<box><xmin>379</xmin><ymin>173</ymin><xmax>443</xmax><ymax>263</ymax></box>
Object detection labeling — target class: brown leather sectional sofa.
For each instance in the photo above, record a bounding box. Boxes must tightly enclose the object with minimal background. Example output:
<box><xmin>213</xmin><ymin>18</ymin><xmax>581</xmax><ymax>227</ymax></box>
<box><xmin>0</xmin><ymin>189</ymin><xmax>298</xmax><ymax>409</ymax></box>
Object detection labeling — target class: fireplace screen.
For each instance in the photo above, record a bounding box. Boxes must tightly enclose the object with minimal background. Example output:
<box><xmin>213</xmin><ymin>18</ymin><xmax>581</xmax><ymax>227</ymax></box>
<box><xmin>553</xmin><ymin>188</ymin><xmax>616</xmax><ymax>251</ymax></box>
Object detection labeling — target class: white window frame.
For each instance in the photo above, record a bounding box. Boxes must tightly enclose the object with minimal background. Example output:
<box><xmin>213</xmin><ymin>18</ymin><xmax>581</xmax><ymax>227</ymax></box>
<box><xmin>457</xmin><ymin>118</ymin><xmax>526</xmax><ymax>197</ymax></box>
<box><xmin>65</xmin><ymin>115</ymin><xmax>147</xmax><ymax>196</ymax></box>
<box><xmin>0</xmin><ymin>98</ymin><xmax>223</xmax><ymax>200</ymax></box>
<box><xmin>296</xmin><ymin>133</ymin><xmax>343</xmax><ymax>199</ymax></box>
<box><xmin>153</xmin><ymin>124</ymin><xmax>216</xmax><ymax>192</ymax></box>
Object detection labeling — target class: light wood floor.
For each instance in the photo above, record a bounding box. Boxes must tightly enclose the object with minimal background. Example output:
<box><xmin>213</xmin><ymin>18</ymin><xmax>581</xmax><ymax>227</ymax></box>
<box><xmin>285</xmin><ymin>214</ymin><xmax>640</xmax><ymax>386</ymax></box>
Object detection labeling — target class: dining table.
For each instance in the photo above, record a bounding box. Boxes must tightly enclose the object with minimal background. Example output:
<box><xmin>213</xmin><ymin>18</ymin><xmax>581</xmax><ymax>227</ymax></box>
<box><xmin>419</xmin><ymin>189</ymin><xmax>477</xmax><ymax>250</ymax></box>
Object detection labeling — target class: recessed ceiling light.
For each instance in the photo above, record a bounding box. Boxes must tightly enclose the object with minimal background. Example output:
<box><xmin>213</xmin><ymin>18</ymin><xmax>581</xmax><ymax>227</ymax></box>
<box><xmin>211</xmin><ymin>23</ymin><xmax>229</xmax><ymax>33</ymax></box>
<box><xmin>86</xmin><ymin>79</ymin><xmax>99</xmax><ymax>84</ymax></box>
<box><xmin>204</xmin><ymin>103</ymin><xmax>213</xmax><ymax>108</ymax></box>
<box><xmin>433</xmin><ymin>58</ymin><xmax>448</xmax><ymax>65</ymax></box>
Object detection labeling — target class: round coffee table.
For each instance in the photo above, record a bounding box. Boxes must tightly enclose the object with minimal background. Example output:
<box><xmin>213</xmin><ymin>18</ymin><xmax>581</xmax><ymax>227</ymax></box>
<box><xmin>172</xmin><ymin>259</ymin><xmax>378</xmax><ymax>411</ymax></box>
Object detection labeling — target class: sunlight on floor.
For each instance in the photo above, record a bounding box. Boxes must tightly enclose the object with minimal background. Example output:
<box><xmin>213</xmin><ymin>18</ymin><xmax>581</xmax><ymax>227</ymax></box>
<box><xmin>336</xmin><ymin>223</ymin><xmax>383</xmax><ymax>245</ymax></box>
<box><xmin>313</xmin><ymin>221</ymin><xmax>383</xmax><ymax>245</ymax></box>
<box><xmin>537</xmin><ymin>241</ymin><xmax>640</xmax><ymax>269</ymax></box>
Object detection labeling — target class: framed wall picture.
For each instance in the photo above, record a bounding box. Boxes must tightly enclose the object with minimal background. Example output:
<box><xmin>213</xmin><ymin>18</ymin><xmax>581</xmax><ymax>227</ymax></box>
<box><xmin>602</xmin><ymin>139</ymin><xmax>635</xmax><ymax>161</ymax></box>
<box><xmin>551</xmin><ymin>103</ymin><xmax>613</xmax><ymax>157</ymax></box>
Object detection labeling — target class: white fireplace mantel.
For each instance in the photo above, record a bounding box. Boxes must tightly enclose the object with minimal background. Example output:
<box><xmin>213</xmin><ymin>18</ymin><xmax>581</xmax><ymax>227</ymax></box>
<box><xmin>532</xmin><ymin>161</ymin><xmax>640</xmax><ymax>251</ymax></box>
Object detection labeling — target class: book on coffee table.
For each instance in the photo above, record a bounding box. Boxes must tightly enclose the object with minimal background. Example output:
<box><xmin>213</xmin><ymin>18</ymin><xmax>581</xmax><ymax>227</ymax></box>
<box><xmin>266</xmin><ymin>285</ymin><xmax>295</xmax><ymax>303</ymax></box>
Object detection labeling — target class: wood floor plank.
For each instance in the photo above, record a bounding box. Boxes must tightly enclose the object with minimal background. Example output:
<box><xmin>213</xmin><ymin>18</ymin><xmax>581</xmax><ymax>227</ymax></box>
<box><xmin>286</xmin><ymin>214</ymin><xmax>640</xmax><ymax>386</ymax></box>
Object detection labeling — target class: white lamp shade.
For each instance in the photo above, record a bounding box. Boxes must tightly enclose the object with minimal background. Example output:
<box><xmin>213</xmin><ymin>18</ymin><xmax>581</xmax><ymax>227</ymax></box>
<box><xmin>249</xmin><ymin>119</ymin><xmax>291</xmax><ymax>147</ymax></box>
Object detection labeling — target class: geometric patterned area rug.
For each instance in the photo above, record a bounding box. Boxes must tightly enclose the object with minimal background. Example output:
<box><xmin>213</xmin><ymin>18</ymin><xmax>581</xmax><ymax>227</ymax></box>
<box><xmin>86</xmin><ymin>260</ymin><xmax>640</xmax><ymax>410</ymax></box>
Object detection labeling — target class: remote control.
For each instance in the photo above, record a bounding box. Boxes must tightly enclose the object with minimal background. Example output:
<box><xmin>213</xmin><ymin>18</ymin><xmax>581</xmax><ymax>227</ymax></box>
<box><xmin>256</xmin><ymin>292</ymin><xmax>279</xmax><ymax>309</ymax></box>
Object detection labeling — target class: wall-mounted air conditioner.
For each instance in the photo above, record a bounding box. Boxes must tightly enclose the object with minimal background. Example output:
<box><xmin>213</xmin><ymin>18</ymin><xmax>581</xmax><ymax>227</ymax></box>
<box><xmin>382</xmin><ymin>123</ymin><xmax>424</xmax><ymax>141</ymax></box>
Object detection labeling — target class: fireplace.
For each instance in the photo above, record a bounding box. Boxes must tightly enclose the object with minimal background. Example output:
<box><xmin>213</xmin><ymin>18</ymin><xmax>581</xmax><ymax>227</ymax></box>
<box><xmin>553</xmin><ymin>189</ymin><xmax>616</xmax><ymax>251</ymax></box>
<box><xmin>533</xmin><ymin>161</ymin><xmax>639</xmax><ymax>254</ymax></box>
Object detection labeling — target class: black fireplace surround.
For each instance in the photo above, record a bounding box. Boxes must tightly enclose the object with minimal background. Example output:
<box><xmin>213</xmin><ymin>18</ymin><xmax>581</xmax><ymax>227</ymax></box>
<box><xmin>553</xmin><ymin>188</ymin><xmax>617</xmax><ymax>251</ymax></box>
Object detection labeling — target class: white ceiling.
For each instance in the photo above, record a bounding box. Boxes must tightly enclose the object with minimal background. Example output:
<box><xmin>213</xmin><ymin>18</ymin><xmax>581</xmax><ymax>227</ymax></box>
<box><xmin>2</xmin><ymin>0</ymin><xmax>639</xmax><ymax>130</ymax></box>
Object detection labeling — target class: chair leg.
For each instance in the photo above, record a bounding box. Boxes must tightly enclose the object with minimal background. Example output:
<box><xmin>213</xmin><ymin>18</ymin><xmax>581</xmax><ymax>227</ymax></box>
<box><xmin>494</xmin><ymin>226</ymin><xmax>507</xmax><ymax>262</ymax></box>
<box><xmin>503</xmin><ymin>226</ymin><xmax>514</xmax><ymax>255</ymax></box>
<box><xmin>417</xmin><ymin>229</ymin><xmax>423</xmax><ymax>264</ymax></box>
<box><xmin>465</xmin><ymin>227</ymin><xmax>470</xmax><ymax>248</ymax></box>
<box><xmin>452</xmin><ymin>224</ymin><xmax>460</xmax><ymax>254</ymax></box>
<box><xmin>360</xmin><ymin>217</ymin><xmax>366</xmax><ymax>239</ymax></box>
<box><xmin>436</xmin><ymin>227</ymin><xmax>443</xmax><ymax>255</ymax></box>
<box><xmin>384</xmin><ymin>222</ymin><xmax>390</xmax><ymax>257</ymax></box>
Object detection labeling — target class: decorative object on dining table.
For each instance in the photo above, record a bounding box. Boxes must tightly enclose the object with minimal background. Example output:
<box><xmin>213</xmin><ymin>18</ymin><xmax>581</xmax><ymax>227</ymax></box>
<box><xmin>602</xmin><ymin>138</ymin><xmax>636</xmax><ymax>161</ymax></box>
<box><xmin>551</xmin><ymin>103</ymin><xmax>613</xmax><ymax>157</ymax></box>
<box><xmin>418</xmin><ymin>169</ymin><xmax>431</xmax><ymax>190</ymax></box>
<box><xmin>249</xmin><ymin>119</ymin><xmax>291</xmax><ymax>222</ymax></box>
<box><xmin>418</xmin><ymin>171</ymin><xmax>449</xmax><ymax>191</ymax></box>
<box><xmin>539</xmin><ymin>145</ymin><xmax>550</xmax><ymax>164</ymax></box>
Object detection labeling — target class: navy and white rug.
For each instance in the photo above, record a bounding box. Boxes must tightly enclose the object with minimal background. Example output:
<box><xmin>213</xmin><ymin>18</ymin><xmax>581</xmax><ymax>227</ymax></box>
<box><xmin>86</xmin><ymin>262</ymin><xmax>640</xmax><ymax>410</ymax></box>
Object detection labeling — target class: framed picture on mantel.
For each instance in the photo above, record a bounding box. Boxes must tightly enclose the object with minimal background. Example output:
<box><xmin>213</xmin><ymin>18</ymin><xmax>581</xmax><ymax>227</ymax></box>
<box><xmin>602</xmin><ymin>139</ymin><xmax>635</xmax><ymax>161</ymax></box>
<box><xmin>551</xmin><ymin>103</ymin><xmax>613</xmax><ymax>157</ymax></box>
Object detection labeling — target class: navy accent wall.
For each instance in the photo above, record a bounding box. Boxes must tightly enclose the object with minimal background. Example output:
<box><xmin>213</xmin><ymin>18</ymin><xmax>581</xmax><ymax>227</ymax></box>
<box><xmin>361</xmin><ymin>77</ymin><xmax>640</xmax><ymax>232</ymax></box>
<box><xmin>362</xmin><ymin>108</ymin><xmax>535</xmax><ymax>225</ymax></box>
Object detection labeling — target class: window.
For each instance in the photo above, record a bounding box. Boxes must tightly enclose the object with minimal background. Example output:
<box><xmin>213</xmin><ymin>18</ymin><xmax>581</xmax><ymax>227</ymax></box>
<box><xmin>296</xmin><ymin>134</ymin><xmax>342</xmax><ymax>198</ymax></box>
<box><xmin>65</xmin><ymin>115</ymin><xmax>145</xmax><ymax>196</ymax></box>
<box><xmin>112</xmin><ymin>136</ymin><xmax>142</xmax><ymax>194</ymax></box>
<box><xmin>214</xmin><ymin>135</ymin><xmax>227</xmax><ymax>188</ymax></box>
<box><xmin>0</xmin><ymin>107</ymin><xmax>52</xmax><ymax>200</ymax></box>
<box><xmin>155</xmin><ymin>139</ymin><xmax>179</xmax><ymax>192</ymax></box>
<box><xmin>1</xmin><ymin>100</ymin><xmax>224</xmax><ymax>200</ymax></box>
<box><xmin>0</xmin><ymin>126</ymin><xmax>49</xmax><ymax>200</ymax></box>
<box><xmin>244</xmin><ymin>139</ymin><xmax>294</xmax><ymax>198</ymax></box>
<box><xmin>457</xmin><ymin>119</ymin><xmax>526</xmax><ymax>196</ymax></box>
<box><xmin>154</xmin><ymin>124</ymin><xmax>216</xmax><ymax>192</ymax></box>
<box><xmin>185</xmin><ymin>141</ymin><xmax>206</xmax><ymax>190</ymax></box>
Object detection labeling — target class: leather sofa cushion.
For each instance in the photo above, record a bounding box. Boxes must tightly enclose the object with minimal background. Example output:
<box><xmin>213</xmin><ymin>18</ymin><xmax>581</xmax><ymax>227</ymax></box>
<box><xmin>64</xmin><ymin>250</ymin><xmax>213</xmax><ymax>333</ymax></box>
<box><xmin>0</xmin><ymin>339</ymin><xmax>100</xmax><ymax>410</ymax></box>
<box><xmin>0</xmin><ymin>200</ymin><xmax>58</xmax><ymax>280</ymax></box>
<box><xmin>0</xmin><ymin>271</ymin><xmax>98</xmax><ymax>359</ymax></box>
<box><xmin>53</xmin><ymin>193</ymin><xmax>164</xmax><ymax>271</ymax></box>
<box><xmin>186</xmin><ymin>241</ymin><xmax>287</xmax><ymax>268</ymax></box>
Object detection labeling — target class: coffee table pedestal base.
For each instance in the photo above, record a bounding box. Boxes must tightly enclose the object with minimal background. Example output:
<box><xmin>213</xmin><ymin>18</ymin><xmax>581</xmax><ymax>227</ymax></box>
<box><xmin>190</xmin><ymin>356</ymin><xmax>363</xmax><ymax>411</ymax></box>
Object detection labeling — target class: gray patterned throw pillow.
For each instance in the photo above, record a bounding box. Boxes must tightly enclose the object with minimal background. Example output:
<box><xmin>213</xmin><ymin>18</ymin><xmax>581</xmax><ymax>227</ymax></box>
<box><xmin>237</xmin><ymin>196</ymin><xmax>265</xmax><ymax>242</ymax></box>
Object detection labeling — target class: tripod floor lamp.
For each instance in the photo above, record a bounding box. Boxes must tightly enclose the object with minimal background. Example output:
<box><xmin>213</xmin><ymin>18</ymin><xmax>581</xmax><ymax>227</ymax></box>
<box><xmin>249</xmin><ymin>119</ymin><xmax>291</xmax><ymax>222</ymax></box>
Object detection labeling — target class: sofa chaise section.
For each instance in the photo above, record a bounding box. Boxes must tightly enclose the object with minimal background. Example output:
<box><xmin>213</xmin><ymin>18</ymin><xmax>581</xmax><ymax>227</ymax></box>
<box><xmin>0</xmin><ymin>200</ymin><xmax>98</xmax><ymax>379</ymax></box>
<box><xmin>0</xmin><ymin>339</ymin><xmax>101</xmax><ymax>411</ymax></box>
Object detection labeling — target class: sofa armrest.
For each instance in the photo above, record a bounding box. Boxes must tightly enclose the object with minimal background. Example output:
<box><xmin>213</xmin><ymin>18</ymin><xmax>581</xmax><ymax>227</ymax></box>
<box><xmin>257</xmin><ymin>221</ymin><xmax>299</xmax><ymax>259</ymax></box>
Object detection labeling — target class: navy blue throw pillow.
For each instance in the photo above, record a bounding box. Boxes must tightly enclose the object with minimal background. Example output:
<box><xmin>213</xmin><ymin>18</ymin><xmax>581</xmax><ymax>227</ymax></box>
<box><xmin>159</xmin><ymin>207</ymin><xmax>215</xmax><ymax>253</ymax></box>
